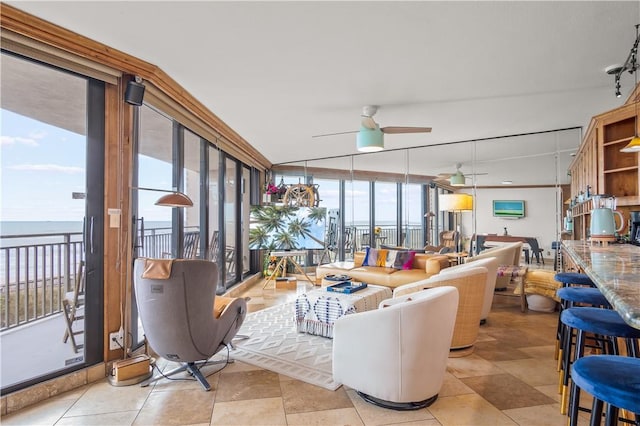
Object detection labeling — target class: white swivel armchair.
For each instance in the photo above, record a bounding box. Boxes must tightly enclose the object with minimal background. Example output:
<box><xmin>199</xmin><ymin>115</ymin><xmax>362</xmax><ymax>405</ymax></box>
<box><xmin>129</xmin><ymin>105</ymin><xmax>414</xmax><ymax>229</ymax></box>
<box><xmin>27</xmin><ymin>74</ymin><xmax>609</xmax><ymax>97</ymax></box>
<box><xmin>333</xmin><ymin>286</ymin><xmax>459</xmax><ymax>410</ymax></box>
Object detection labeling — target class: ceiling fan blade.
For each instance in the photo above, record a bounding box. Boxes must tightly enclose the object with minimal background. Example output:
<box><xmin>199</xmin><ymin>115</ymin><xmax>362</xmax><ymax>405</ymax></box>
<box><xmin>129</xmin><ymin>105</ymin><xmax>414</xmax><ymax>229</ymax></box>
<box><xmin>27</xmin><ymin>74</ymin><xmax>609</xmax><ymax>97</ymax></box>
<box><xmin>380</xmin><ymin>126</ymin><xmax>432</xmax><ymax>134</ymax></box>
<box><xmin>312</xmin><ymin>130</ymin><xmax>359</xmax><ymax>138</ymax></box>
<box><xmin>361</xmin><ymin>116</ymin><xmax>377</xmax><ymax>130</ymax></box>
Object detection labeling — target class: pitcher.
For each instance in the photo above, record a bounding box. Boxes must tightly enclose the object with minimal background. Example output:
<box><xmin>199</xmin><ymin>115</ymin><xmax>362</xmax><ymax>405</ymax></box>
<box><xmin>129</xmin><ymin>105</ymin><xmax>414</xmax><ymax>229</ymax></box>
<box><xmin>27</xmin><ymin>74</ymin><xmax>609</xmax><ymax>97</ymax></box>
<box><xmin>590</xmin><ymin>195</ymin><xmax>624</xmax><ymax>237</ymax></box>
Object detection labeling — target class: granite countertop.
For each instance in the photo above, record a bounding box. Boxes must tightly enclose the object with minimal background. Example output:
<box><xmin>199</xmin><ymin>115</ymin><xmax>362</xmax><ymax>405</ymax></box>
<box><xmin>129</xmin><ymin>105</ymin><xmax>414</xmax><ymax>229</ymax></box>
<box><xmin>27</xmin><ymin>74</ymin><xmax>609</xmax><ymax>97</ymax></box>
<box><xmin>562</xmin><ymin>240</ymin><xmax>640</xmax><ymax>330</ymax></box>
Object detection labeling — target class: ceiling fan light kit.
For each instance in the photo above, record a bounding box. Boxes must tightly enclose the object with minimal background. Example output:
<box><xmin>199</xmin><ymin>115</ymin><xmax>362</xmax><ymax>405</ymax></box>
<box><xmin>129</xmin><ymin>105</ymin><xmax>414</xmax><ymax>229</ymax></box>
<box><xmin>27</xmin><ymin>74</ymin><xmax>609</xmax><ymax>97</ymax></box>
<box><xmin>356</xmin><ymin>125</ymin><xmax>384</xmax><ymax>152</ymax></box>
<box><xmin>450</xmin><ymin>172</ymin><xmax>466</xmax><ymax>186</ymax></box>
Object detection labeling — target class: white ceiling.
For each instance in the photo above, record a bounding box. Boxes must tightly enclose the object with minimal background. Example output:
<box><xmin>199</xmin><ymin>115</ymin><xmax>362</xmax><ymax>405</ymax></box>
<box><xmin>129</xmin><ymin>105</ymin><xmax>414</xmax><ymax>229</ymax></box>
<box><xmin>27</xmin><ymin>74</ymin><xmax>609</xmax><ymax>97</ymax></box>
<box><xmin>6</xmin><ymin>1</ymin><xmax>640</xmax><ymax>185</ymax></box>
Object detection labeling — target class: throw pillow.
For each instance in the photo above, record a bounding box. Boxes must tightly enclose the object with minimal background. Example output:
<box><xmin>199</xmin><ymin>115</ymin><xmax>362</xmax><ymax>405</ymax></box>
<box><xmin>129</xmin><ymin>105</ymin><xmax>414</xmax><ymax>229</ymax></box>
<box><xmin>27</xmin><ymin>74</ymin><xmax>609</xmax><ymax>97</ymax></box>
<box><xmin>393</xmin><ymin>250</ymin><xmax>416</xmax><ymax>270</ymax></box>
<box><xmin>363</xmin><ymin>247</ymin><xmax>378</xmax><ymax>266</ymax></box>
<box><xmin>375</xmin><ymin>249</ymin><xmax>389</xmax><ymax>267</ymax></box>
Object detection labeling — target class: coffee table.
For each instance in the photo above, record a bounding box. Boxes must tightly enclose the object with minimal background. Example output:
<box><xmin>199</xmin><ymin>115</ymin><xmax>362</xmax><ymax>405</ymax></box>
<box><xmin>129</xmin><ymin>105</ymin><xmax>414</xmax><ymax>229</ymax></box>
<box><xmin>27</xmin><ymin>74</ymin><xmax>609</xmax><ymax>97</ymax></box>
<box><xmin>294</xmin><ymin>284</ymin><xmax>392</xmax><ymax>338</ymax></box>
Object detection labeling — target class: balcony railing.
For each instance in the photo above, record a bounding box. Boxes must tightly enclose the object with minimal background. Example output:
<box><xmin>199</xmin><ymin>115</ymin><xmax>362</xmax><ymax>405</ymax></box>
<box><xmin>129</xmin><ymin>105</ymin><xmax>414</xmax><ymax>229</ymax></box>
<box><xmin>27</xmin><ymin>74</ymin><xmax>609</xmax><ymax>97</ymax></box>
<box><xmin>1</xmin><ymin>232</ymin><xmax>84</xmax><ymax>330</ymax></box>
<box><xmin>0</xmin><ymin>225</ymin><xmax>424</xmax><ymax>330</ymax></box>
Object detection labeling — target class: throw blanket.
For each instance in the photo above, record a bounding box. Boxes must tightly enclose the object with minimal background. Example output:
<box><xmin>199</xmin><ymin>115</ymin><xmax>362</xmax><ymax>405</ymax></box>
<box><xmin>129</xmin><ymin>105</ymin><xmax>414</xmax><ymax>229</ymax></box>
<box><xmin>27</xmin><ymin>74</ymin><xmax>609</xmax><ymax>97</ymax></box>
<box><xmin>295</xmin><ymin>285</ymin><xmax>392</xmax><ymax>338</ymax></box>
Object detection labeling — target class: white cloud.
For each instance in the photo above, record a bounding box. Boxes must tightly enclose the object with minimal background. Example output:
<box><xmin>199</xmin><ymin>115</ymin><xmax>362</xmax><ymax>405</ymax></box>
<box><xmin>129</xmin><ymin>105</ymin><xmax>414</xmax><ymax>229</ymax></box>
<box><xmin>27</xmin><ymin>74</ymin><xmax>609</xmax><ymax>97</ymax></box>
<box><xmin>29</xmin><ymin>130</ymin><xmax>47</xmax><ymax>140</ymax></box>
<box><xmin>0</xmin><ymin>135</ymin><xmax>39</xmax><ymax>146</ymax></box>
<box><xmin>10</xmin><ymin>164</ymin><xmax>85</xmax><ymax>174</ymax></box>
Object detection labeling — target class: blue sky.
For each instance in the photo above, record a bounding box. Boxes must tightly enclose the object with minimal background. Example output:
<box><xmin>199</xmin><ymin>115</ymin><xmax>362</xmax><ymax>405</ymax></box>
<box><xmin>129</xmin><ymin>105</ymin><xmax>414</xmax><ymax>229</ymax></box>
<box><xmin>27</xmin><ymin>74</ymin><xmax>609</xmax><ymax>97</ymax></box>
<box><xmin>1</xmin><ymin>109</ymin><xmax>86</xmax><ymax>222</ymax></box>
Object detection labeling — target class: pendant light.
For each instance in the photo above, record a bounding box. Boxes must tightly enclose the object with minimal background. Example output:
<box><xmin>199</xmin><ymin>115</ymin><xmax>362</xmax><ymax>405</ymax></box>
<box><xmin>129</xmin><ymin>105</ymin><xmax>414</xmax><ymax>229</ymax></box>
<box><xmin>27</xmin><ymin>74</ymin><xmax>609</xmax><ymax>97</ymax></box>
<box><xmin>621</xmin><ymin>24</ymin><xmax>640</xmax><ymax>153</ymax></box>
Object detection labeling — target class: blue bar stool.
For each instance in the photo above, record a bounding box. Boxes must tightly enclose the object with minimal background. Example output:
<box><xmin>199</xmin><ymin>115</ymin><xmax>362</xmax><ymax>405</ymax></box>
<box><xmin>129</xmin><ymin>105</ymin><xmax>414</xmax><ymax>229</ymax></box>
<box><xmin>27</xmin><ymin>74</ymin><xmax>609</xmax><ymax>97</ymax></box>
<box><xmin>554</xmin><ymin>273</ymin><xmax>597</xmax><ymax>362</ymax></box>
<box><xmin>556</xmin><ymin>287</ymin><xmax>611</xmax><ymax>413</ymax></box>
<box><xmin>561</xmin><ymin>307</ymin><xmax>640</xmax><ymax>425</ymax></box>
<box><xmin>571</xmin><ymin>355</ymin><xmax>640</xmax><ymax>426</ymax></box>
<box><xmin>554</xmin><ymin>272</ymin><xmax>596</xmax><ymax>288</ymax></box>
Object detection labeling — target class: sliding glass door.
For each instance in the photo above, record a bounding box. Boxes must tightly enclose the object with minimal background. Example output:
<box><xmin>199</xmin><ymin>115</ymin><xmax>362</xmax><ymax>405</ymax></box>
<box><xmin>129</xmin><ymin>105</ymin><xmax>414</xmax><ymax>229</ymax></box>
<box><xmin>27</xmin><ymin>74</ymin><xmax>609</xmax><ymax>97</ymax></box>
<box><xmin>0</xmin><ymin>52</ymin><xmax>104</xmax><ymax>392</ymax></box>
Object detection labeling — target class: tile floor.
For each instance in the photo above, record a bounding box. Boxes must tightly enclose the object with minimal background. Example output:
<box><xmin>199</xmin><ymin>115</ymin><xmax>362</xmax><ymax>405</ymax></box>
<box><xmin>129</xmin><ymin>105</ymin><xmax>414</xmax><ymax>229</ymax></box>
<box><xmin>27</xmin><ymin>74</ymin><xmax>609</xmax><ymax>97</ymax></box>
<box><xmin>3</xmin><ymin>271</ymin><xmax>593</xmax><ymax>426</ymax></box>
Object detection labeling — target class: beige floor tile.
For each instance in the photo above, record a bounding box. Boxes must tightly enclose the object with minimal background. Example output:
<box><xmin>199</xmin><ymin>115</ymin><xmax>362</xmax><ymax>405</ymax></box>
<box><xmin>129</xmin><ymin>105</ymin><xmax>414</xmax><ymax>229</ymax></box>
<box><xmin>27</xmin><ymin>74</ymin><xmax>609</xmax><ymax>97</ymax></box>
<box><xmin>428</xmin><ymin>394</ymin><xmax>517</xmax><ymax>426</ymax></box>
<box><xmin>347</xmin><ymin>389</ymin><xmax>436</xmax><ymax>426</ymax></box>
<box><xmin>286</xmin><ymin>407</ymin><xmax>364</xmax><ymax>426</ymax></box>
<box><xmin>1</xmin><ymin>396</ymin><xmax>76</xmax><ymax>425</ymax></box>
<box><xmin>57</xmin><ymin>411</ymin><xmax>139</xmax><ymax>425</ymax></box>
<box><xmin>64</xmin><ymin>381</ymin><xmax>152</xmax><ymax>417</ymax></box>
<box><xmin>502</xmin><ymin>403</ymin><xmax>568</xmax><ymax>426</ymax></box>
<box><xmin>281</xmin><ymin>380</ymin><xmax>353</xmax><ymax>414</ymax></box>
<box><xmin>438</xmin><ymin>372</ymin><xmax>475</xmax><ymax>398</ymax></box>
<box><xmin>534</xmin><ymin>384</ymin><xmax>561</xmax><ymax>403</ymax></box>
<box><xmin>385</xmin><ymin>420</ymin><xmax>441</xmax><ymax>426</ymax></box>
<box><xmin>446</xmin><ymin>354</ymin><xmax>505</xmax><ymax>379</ymax></box>
<box><xmin>518</xmin><ymin>345</ymin><xmax>556</xmax><ymax>359</ymax></box>
<box><xmin>461</xmin><ymin>373</ymin><xmax>556</xmax><ymax>410</ymax></box>
<box><xmin>215</xmin><ymin>369</ymin><xmax>281</xmax><ymax>402</ymax></box>
<box><xmin>494</xmin><ymin>358</ymin><xmax>558</xmax><ymax>387</ymax></box>
<box><xmin>210</xmin><ymin>397</ymin><xmax>287</xmax><ymax>425</ymax></box>
<box><xmin>133</xmin><ymin>388</ymin><xmax>214</xmax><ymax>425</ymax></box>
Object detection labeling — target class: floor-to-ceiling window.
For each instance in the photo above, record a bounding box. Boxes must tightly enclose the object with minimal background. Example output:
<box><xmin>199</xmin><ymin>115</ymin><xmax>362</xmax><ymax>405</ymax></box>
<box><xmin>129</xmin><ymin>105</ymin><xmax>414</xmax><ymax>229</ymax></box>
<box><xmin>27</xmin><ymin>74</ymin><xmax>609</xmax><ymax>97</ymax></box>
<box><xmin>223</xmin><ymin>157</ymin><xmax>238</xmax><ymax>288</ymax></box>
<box><xmin>0</xmin><ymin>52</ymin><xmax>104</xmax><ymax>392</ymax></box>
<box><xmin>183</xmin><ymin>129</ymin><xmax>202</xmax><ymax>258</ymax></box>
<box><xmin>373</xmin><ymin>181</ymin><xmax>398</xmax><ymax>247</ymax></box>
<box><xmin>241</xmin><ymin>166</ymin><xmax>251</xmax><ymax>276</ymax></box>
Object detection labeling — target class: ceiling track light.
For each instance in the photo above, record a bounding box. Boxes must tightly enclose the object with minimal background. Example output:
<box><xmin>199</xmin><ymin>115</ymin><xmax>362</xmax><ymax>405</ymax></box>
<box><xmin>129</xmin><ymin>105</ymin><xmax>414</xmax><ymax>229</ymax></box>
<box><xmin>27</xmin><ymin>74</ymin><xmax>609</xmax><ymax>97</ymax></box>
<box><xmin>611</xmin><ymin>24</ymin><xmax>640</xmax><ymax>98</ymax></box>
<box><xmin>620</xmin><ymin>24</ymin><xmax>640</xmax><ymax>153</ymax></box>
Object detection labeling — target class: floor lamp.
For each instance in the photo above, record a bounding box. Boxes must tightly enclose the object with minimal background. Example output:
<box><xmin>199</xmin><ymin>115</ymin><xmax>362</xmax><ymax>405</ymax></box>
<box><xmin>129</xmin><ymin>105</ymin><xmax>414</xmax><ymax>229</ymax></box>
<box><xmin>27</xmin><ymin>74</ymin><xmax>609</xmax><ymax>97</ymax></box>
<box><xmin>438</xmin><ymin>193</ymin><xmax>473</xmax><ymax>252</ymax></box>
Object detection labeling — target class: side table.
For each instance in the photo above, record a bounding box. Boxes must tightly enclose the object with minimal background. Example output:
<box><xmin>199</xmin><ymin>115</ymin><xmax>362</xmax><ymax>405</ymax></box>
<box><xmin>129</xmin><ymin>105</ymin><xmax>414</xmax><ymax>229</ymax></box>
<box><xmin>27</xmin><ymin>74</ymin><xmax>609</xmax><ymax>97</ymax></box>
<box><xmin>263</xmin><ymin>250</ymin><xmax>314</xmax><ymax>289</ymax></box>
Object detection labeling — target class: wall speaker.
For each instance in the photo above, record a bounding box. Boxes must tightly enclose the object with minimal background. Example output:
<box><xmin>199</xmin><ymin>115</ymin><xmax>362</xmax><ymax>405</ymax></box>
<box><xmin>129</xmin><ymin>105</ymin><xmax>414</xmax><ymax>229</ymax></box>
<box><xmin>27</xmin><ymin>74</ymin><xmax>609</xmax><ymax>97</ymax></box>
<box><xmin>125</xmin><ymin>80</ymin><xmax>145</xmax><ymax>106</ymax></box>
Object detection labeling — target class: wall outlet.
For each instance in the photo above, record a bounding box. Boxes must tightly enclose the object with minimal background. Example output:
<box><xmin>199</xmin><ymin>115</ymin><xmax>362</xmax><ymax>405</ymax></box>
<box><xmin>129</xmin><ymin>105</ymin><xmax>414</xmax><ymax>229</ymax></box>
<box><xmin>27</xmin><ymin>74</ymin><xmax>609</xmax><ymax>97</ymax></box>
<box><xmin>109</xmin><ymin>330</ymin><xmax>124</xmax><ymax>351</ymax></box>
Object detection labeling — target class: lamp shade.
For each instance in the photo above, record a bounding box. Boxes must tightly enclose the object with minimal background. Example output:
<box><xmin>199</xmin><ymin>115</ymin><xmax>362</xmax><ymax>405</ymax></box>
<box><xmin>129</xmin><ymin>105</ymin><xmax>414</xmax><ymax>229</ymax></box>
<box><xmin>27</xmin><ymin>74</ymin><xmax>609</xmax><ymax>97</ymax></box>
<box><xmin>439</xmin><ymin>193</ymin><xmax>473</xmax><ymax>212</ymax></box>
<box><xmin>450</xmin><ymin>171</ymin><xmax>465</xmax><ymax>186</ymax></box>
<box><xmin>620</xmin><ymin>135</ymin><xmax>640</xmax><ymax>153</ymax></box>
<box><xmin>154</xmin><ymin>192</ymin><xmax>194</xmax><ymax>207</ymax></box>
<box><xmin>356</xmin><ymin>126</ymin><xmax>384</xmax><ymax>152</ymax></box>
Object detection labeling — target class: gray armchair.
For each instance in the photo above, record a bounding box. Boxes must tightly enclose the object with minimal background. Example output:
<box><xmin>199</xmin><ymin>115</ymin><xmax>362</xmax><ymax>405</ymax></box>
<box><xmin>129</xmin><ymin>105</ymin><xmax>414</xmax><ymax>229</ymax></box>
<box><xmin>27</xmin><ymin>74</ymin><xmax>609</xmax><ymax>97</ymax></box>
<box><xmin>133</xmin><ymin>258</ymin><xmax>246</xmax><ymax>391</ymax></box>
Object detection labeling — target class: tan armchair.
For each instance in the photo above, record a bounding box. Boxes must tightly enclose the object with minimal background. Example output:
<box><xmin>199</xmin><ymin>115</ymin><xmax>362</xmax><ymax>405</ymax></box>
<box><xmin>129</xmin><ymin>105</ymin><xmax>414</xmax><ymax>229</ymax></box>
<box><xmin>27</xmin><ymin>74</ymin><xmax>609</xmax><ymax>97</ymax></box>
<box><xmin>424</xmin><ymin>230</ymin><xmax>459</xmax><ymax>254</ymax></box>
<box><xmin>393</xmin><ymin>266</ymin><xmax>487</xmax><ymax>355</ymax></box>
<box><xmin>440</xmin><ymin>256</ymin><xmax>498</xmax><ymax>323</ymax></box>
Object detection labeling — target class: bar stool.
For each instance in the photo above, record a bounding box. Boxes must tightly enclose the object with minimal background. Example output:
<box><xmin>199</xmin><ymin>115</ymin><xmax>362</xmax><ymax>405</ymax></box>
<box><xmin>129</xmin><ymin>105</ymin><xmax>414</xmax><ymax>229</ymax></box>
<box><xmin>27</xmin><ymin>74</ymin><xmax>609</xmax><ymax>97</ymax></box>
<box><xmin>554</xmin><ymin>273</ymin><xmax>597</xmax><ymax>361</ymax></box>
<box><xmin>554</xmin><ymin>272</ymin><xmax>596</xmax><ymax>288</ymax></box>
<box><xmin>561</xmin><ymin>307</ymin><xmax>640</xmax><ymax>424</ymax></box>
<box><xmin>556</xmin><ymin>287</ymin><xmax>611</xmax><ymax>413</ymax></box>
<box><xmin>571</xmin><ymin>355</ymin><xmax>640</xmax><ymax>426</ymax></box>
<box><xmin>554</xmin><ymin>273</ymin><xmax>597</xmax><ymax>364</ymax></box>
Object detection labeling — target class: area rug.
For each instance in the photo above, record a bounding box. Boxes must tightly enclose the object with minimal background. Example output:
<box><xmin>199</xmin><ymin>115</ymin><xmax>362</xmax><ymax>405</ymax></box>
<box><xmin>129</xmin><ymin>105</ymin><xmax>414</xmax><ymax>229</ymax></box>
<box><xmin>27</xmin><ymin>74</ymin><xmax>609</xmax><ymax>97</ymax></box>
<box><xmin>231</xmin><ymin>302</ymin><xmax>340</xmax><ymax>391</ymax></box>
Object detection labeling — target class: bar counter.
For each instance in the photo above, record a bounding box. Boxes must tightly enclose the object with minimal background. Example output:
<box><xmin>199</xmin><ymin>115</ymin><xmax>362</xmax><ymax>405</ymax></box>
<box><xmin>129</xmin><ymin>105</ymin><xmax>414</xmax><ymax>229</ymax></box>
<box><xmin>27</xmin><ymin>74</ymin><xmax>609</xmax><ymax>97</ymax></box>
<box><xmin>562</xmin><ymin>240</ymin><xmax>640</xmax><ymax>330</ymax></box>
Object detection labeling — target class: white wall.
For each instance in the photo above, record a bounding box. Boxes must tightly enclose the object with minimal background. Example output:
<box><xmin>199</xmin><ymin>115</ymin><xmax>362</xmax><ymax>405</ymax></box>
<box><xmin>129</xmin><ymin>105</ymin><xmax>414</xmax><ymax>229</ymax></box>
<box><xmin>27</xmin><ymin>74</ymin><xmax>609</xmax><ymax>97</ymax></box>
<box><xmin>460</xmin><ymin>187</ymin><xmax>561</xmax><ymax>256</ymax></box>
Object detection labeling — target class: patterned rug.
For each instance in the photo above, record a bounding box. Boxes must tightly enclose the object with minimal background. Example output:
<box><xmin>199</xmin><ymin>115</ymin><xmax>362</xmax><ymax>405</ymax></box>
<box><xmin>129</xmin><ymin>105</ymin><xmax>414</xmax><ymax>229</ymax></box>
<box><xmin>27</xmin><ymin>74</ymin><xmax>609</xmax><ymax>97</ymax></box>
<box><xmin>231</xmin><ymin>302</ymin><xmax>340</xmax><ymax>390</ymax></box>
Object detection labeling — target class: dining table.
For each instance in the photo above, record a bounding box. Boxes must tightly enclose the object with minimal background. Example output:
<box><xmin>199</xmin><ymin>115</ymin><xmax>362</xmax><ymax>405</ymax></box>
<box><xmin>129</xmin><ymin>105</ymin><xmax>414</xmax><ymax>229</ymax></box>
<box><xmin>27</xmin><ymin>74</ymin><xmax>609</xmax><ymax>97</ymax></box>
<box><xmin>561</xmin><ymin>240</ymin><xmax>640</xmax><ymax>330</ymax></box>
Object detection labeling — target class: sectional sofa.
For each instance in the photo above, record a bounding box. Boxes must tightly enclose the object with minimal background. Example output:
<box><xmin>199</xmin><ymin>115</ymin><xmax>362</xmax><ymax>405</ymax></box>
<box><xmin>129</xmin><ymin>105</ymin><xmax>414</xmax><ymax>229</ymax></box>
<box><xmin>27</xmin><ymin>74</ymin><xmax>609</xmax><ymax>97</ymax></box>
<box><xmin>316</xmin><ymin>249</ymin><xmax>450</xmax><ymax>288</ymax></box>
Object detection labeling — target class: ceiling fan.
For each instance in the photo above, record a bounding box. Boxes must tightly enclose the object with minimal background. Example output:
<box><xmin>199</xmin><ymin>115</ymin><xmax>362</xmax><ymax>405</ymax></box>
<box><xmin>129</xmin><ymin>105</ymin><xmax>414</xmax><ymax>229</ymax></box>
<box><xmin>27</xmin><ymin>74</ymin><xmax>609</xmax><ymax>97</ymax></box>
<box><xmin>435</xmin><ymin>163</ymin><xmax>488</xmax><ymax>186</ymax></box>
<box><xmin>312</xmin><ymin>105</ymin><xmax>432</xmax><ymax>152</ymax></box>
